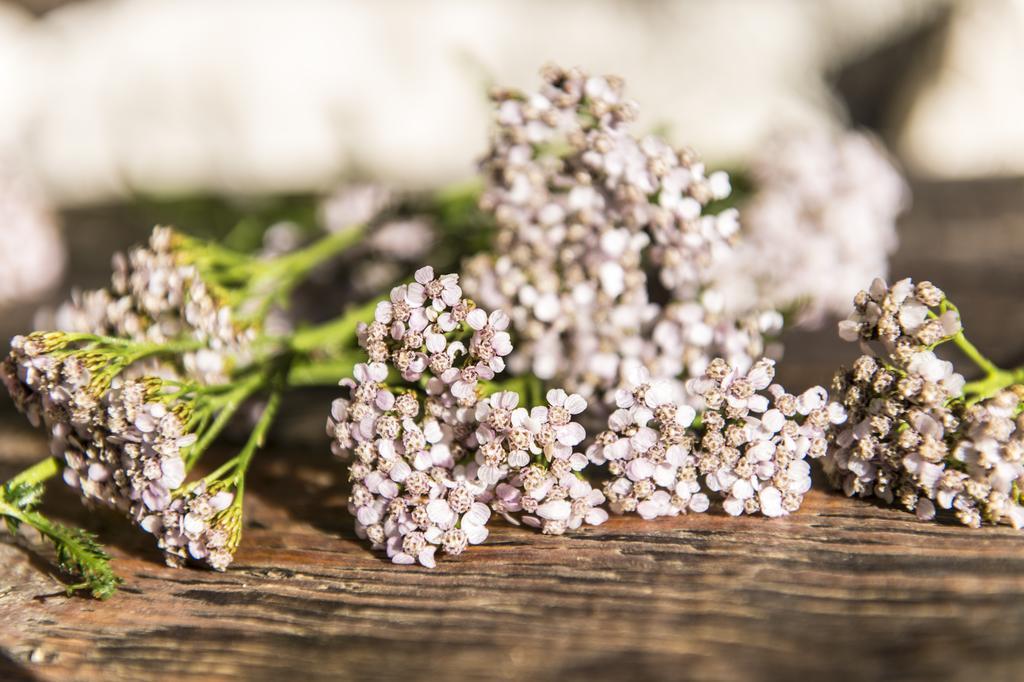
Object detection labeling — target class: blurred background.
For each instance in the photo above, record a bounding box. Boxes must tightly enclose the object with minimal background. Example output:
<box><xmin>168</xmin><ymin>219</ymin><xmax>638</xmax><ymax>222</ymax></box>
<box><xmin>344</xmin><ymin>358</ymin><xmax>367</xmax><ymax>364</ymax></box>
<box><xmin>0</xmin><ymin>0</ymin><xmax>1023</xmax><ymax>389</ymax></box>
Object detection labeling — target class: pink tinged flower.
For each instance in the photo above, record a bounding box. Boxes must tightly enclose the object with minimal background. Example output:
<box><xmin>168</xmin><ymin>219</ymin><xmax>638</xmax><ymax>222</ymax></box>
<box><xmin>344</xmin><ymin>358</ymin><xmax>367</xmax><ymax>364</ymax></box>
<box><xmin>462</xmin><ymin>504</ymin><xmax>490</xmax><ymax>545</ymax></box>
<box><xmin>408</xmin><ymin>308</ymin><xmax>429</xmax><ymax>332</ymax></box>
<box><xmin>374</xmin><ymin>300</ymin><xmax>394</xmax><ymax>323</ymax></box>
<box><xmin>689</xmin><ymin>493</ymin><xmax>710</xmax><ymax>513</ymax></box>
<box><xmin>413</xmin><ymin>545</ymin><xmax>435</xmax><ymax>568</ymax></box>
<box><xmin>796</xmin><ymin>386</ymin><xmax>828</xmax><ymax>415</ymax></box>
<box><xmin>495</xmin><ymin>483</ymin><xmax>522</xmax><ymax>511</ymax></box>
<box><xmin>378</xmin><ymin>479</ymin><xmax>400</xmax><ymax>499</ymax></box>
<box><xmin>507</xmin><ymin>450</ymin><xmax>529</xmax><ymax>468</ymax></box>
<box><xmin>357</xmin><ymin>505</ymin><xmax>381</xmax><ymax>527</ymax></box>
<box><xmin>430</xmin><ymin>445</ymin><xmax>456</xmax><ymax>469</ymax></box>
<box><xmin>427</xmin><ymin>499</ymin><xmax>456</xmax><ymax>528</ymax></box>
<box><xmin>390</xmin><ymin>459</ymin><xmax>412</xmax><ymax>483</ymax></box>
<box><xmin>143</xmin><ymin>486</ymin><xmax>171</xmax><ymax>511</ymax></box>
<box><xmin>425</xmin><ymin>333</ymin><xmax>447</xmax><ymax>353</ymax></box>
<box><xmin>177</xmin><ymin>507</ymin><xmax>203</xmax><ymax>536</ymax></box>
<box><xmin>614</xmin><ymin>389</ymin><xmax>636</xmax><ymax>411</ymax></box>
<box><xmin>746</xmin><ymin>394</ymin><xmax>770</xmax><ymax>413</ymax></box>
<box><xmin>626</xmin><ymin>458</ymin><xmax>655</xmax><ymax>482</ymax></box>
<box><xmin>466</xmin><ymin>308</ymin><xmax>488</xmax><ymax>330</ymax></box>
<box><xmin>603</xmin><ymin>438</ymin><xmax>632</xmax><ymax>461</ymax></box>
<box><xmin>375</xmin><ymin>390</ymin><xmax>395</xmax><ymax>411</ymax></box>
<box><xmin>759</xmin><ymin>487</ymin><xmax>784</xmax><ymax>517</ymax></box>
<box><xmin>451</xmin><ymin>380</ymin><xmax>477</xmax><ymax>400</ymax></box>
<box><xmin>636</xmin><ymin>498</ymin><xmax>663</xmax><ymax>520</ymax></box>
<box><xmin>537</xmin><ymin>499</ymin><xmax>571</xmax><ymax>521</ymax></box>
<box><xmin>478</xmin><ymin>465</ymin><xmax>504</xmax><ymax>485</ymax></box>
<box><xmin>761</xmin><ymin>409</ymin><xmax>786</xmax><ymax>433</ymax></box>
<box><xmin>723</xmin><ymin>496</ymin><xmax>744</xmax><ymax>516</ymax></box>
<box><xmin>675</xmin><ymin>404</ymin><xmax>697</xmax><ymax>428</ymax></box>
<box><xmin>608</xmin><ymin>409</ymin><xmax>634</xmax><ymax>432</ymax></box>
<box><xmin>492</xmin><ymin>332</ymin><xmax>513</xmax><ymax>357</ymax></box>
<box><xmin>837</xmin><ymin>319</ymin><xmax>861</xmax><ymax>342</ymax></box>
<box><xmin>140</xmin><ymin>515</ymin><xmax>161</xmax><ymax>534</ymax></box>
<box><xmin>631</xmin><ymin>427</ymin><xmax>658</xmax><ymax>453</ymax></box>
<box><xmin>653</xmin><ymin>463</ymin><xmax>677</xmax><ymax>487</ymax></box>
<box><xmin>731</xmin><ymin>478</ymin><xmax>755</xmax><ymax>501</ymax></box>
<box><xmin>746</xmin><ymin>440</ymin><xmax>775</xmax><ymax>462</ymax></box>
<box><xmin>899</xmin><ymin>300</ymin><xmax>928</xmax><ymax>332</ymax></box>
<box><xmin>87</xmin><ymin>462</ymin><xmax>109</xmax><ymax>482</ymax></box>
<box><xmin>391</xmin><ymin>552</ymin><xmax>416</xmax><ymax>566</ymax></box>
<box><xmin>556</xmin><ymin>422</ymin><xmax>586</xmax><ymax>447</ymax></box>
<box><xmin>209</xmin><ymin>490</ymin><xmax>234</xmax><ymax>512</ymax></box>
<box><xmin>414</xmin><ymin>265</ymin><xmax>435</xmax><ymax>284</ymax></box>
<box><xmin>355</xmin><ymin>362</ymin><xmax>388</xmax><ymax>383</ymax></box>
<box><xmin>916</xmin><ymin>497</ymin><xmax>936</xmax><ymax>521</ymax></box>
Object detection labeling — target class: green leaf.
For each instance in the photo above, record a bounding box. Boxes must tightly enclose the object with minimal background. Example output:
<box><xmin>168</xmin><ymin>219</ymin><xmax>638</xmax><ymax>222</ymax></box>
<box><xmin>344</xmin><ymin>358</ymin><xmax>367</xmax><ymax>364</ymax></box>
<box><xmin>2</xmin><ymin>482</ymin><xmax>122</xmax><ymax>600</ymax></box>
<box><xmin>3</xmin><ymin>481</ymin><xmax>45</xmax><ymax>512</ymax></box>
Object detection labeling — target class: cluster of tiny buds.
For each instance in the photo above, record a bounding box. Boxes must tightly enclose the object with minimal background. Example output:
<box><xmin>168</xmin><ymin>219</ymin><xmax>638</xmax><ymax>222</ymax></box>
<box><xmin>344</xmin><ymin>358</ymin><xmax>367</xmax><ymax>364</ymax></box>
<box><xmin>1</xmin><ymin>334</ymin><xmax>211</xmax><ymax>561</ymax></box>
<box><xmin>838</xmin><ymin>277</ymin><xmax>961</xmax><ymax>359</ymax></box>
<box><xmin>50</xmin><ymin>226</ymin><xmax>257</xmax><ymax>385</ymax></box>
<box><xmin>588</xmin><ymin>359</ymin><xmax>843</xmax><ymax>519</ymax></box>
<box><xmin>824</xmin><ymin>343</ymin><xmax>1024</xmax><ymax>530</ymax></box>
<box><xmin>141</xmin><ymin>481</ymin><xmax>239</xmax><ymax>571</ymax></box>
<box><xmin>462</xmin><ymin>64</ymin><xmax>773</xmax><ymax>407</ymax></box>
<box><xmin>330</xmin><ymin>267</ymin><xmax>607</xmax><ymax>566</ymax></box>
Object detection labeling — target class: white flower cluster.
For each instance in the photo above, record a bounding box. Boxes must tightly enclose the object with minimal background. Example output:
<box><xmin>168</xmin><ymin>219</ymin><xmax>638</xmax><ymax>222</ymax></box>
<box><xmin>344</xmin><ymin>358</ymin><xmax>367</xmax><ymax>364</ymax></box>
<box><xmin>714</xmin><ymin>129</ymin><xmax>909</xmax><ymax>325</ymax></box>
<box><xmin>0</xmin><ymin>332</ymin><xmax>254</xmax><ymax>570</ymax></box>
<box><xmin>945</xmin><ymin>390</ymin><xmax>1024</xmax><ymax>528</ymax></box>
<box><xmin>0</xmin><ymin>160</ymin><xmax>66</xmax><ymax>307</ymax></box>
<box><xmin>0</xmin><ymin>334</ymin><xmax>214</xmax><ymax>540</ymax></box>
<box><xmin>462</xmin><ymin>65</ymin><xmax>777</xmax><ymax>407</ymax></box>
<box><xmin>470</xmin><ymin>389</ymin><xmax>607</xmax><ymax>534</ymax></box>
<box><xmin>825</xmin><ymin>277</ymin><xmax>1024</xmax><ymax>529</ymax></box>
<box><xmin>141</xmin><ymin>481</ymin><xmax>238</xmax><ymax>571</ymax></box>
<box><xmin>52</xmin><ymin>227</ymin><xmax>257</xmax><ymax>385</ymax></box>
<box><xmin>588</xmin><ymin>358</ymin><xmax>842</xmax><ymax>519</ymax></box>
<box><xmin>837</xmin><ymin>277</ymin><xmax>961</xmax><ymax>355</ymax></box>
<box><xmin>328</xmin><ymin>267</ymin><xmax>606</xmax><ymax>567</ymax></box>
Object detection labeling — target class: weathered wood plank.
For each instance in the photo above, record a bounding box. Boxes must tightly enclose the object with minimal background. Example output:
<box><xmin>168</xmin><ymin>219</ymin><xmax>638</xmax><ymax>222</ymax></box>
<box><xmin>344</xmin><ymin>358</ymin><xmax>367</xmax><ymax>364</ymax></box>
<box><xmin>3</xmin><ymin>417</ymin><xmax>1024</xmax><ymax>682</ymax></box>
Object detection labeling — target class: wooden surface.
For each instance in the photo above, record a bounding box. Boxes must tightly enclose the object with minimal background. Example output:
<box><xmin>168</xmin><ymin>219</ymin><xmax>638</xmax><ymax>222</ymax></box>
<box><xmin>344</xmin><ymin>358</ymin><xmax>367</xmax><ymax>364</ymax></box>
<box><xmin>2</xmin><ymin>178</ymin><xmax>1024</xmax><ymax>682</ymax></box>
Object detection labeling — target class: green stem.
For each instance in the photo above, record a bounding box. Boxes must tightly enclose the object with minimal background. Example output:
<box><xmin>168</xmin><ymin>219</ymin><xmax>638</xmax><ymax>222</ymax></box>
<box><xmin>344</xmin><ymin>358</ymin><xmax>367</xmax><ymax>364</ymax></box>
<box><xmin>289</xmin><ymin>298</ymin><xmax>378</xmax><ymax>354</ymax></box>
<box><xmin>232</xmin><ymin>388</ymin><xmax>283</xmax><ymax>496</ymax></box>
<box><xmin>286</xmin><ymin>356</ymin><xmax>360</xmax><ymax>387</ymax></box>
<box><xmin>8</xmin><ymin>457</ymin><xmax>60</xmax><ymax>489</ymax></box>
<box><xmin>183</xmin><ymin>373</ymin><xmax>267</xmax><ymax>471</ymax></box>
<box><xmin>950</xmin><ymin>331</ymin><xmax>1001</xmax><ymax>378</ymax></box>
<box><xmin>962</xmin><ymin>366</ymin><xmax>1024</xmax><ymax>401</ymax></box>
<box><xmin>270</xmin><ymin>223</ymin><xmax>366</xmax><ymax>279</ymax></box>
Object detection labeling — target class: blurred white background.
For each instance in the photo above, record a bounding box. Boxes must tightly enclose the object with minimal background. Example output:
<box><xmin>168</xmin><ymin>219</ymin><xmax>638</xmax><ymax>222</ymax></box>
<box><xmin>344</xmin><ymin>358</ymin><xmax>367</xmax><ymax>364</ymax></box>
<box><xmin>2</xmin><ymin>0</ymin><xmax>1020</xmax><ymax>206</ymax></box>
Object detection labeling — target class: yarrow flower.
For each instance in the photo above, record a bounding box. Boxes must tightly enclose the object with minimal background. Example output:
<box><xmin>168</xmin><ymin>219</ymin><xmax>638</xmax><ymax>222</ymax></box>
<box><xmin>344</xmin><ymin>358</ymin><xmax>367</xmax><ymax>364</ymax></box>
<box><xmin>588</xmin><ymin>358</ymin><xmax>841</xmax><ymax>518</ymax></box>
<box><xmin>713</xmin><ymin>129</ymin><xmax>909</xmax><ymax>325</ymax></box>
<box><xmin>0</xmin><ymin>331</ymin><xmax>262</xmax><ymax>569</ymax></box>
<box><xmin>837</xmin><ymin>277</ymin><xmax>961</xmax><ymax>356</ymax></box>
<box><xmin>824</xmin><ymin>277</ymin><xmax>1024</xmax><ymax>529</ymax></box>
<box><xmin>328</xmin><ymin>267</ymin><xmax>606</xmax><ymax>567</ymax></box>
<box><xmin>462</xmin><ymin>65</ymin><xmax>779</xmax><ymax>408</ymax></box>
<box><xmin>0</xmin><ymin>223</ymin><xmax>363</xmax><ymax>576</ymax></box>
<box><xmin>141</xmin><ymin>480</ymin><xmax>239</xmax><ymax>571</ymax></box>
<box><xmin>50</xmin><ymin>226</ymin><xmax>259</xmax><ymax>385</ymax></box>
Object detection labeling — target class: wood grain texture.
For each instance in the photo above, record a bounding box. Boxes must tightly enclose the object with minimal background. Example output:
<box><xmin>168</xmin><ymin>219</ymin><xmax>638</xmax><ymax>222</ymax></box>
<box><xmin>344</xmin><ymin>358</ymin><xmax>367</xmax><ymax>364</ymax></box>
<box><xmin>2</xmin><ymin>178</ymin><xmax>1024</xmax><ymax>682</ymax></box>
